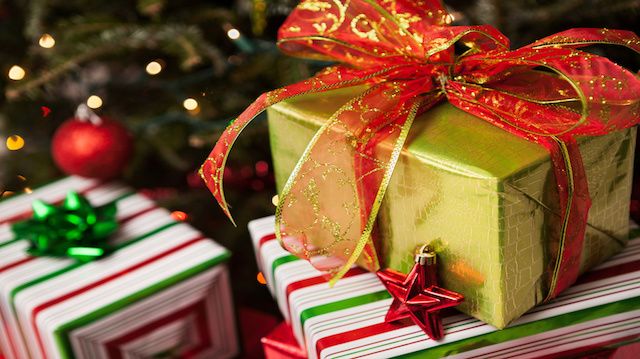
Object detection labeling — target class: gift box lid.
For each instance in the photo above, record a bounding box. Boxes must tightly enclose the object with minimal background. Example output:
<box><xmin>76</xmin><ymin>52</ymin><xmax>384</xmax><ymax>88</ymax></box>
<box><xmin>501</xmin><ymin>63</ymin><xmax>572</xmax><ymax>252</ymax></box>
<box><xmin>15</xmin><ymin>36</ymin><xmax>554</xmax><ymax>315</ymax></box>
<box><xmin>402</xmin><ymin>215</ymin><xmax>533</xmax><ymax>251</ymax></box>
<box><xmin>270</xmin><ymin>87</ymin><xmax>557</xmax><ymax>180</ymax></box>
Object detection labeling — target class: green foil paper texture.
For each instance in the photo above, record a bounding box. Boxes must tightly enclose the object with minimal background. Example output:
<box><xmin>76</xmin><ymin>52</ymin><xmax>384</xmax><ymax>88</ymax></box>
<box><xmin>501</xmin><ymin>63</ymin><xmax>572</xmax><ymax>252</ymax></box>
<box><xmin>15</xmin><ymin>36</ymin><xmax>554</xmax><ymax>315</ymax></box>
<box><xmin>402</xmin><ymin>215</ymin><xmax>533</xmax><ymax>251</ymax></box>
<box><xmin>267</xmin><ymin>87</ymin><xmax>636</xmax><ymax>328</ymax></box>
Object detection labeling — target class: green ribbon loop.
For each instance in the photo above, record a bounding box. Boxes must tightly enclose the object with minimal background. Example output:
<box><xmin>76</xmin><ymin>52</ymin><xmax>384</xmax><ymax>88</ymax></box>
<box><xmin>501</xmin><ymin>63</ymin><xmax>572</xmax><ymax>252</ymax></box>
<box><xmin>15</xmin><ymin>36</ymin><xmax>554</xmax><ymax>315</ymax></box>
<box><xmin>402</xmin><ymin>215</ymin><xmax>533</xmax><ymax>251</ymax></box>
<box><xmin>11</xmin><ymin>191</ymin><xmax>118</xmax><ymax>262</ymax></box>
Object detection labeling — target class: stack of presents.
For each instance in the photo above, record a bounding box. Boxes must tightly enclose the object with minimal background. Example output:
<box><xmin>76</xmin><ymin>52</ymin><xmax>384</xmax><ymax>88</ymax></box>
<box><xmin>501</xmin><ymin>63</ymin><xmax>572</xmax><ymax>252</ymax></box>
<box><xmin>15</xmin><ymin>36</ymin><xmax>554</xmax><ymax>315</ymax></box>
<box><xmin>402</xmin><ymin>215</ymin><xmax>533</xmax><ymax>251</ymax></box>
<box><xmin>239</xmin><ymin>0</ymin><xmax>640</xmax><ymax>357</ymax></box>
<box><xmin>3</xmin><ymin>0</ymin><xmax>640</xmax><ymax>358</ymax></box>
<box><xmin>231</xmin><ymin>0</ymin><xmax>640</xmax><ymax>357</ymax></box>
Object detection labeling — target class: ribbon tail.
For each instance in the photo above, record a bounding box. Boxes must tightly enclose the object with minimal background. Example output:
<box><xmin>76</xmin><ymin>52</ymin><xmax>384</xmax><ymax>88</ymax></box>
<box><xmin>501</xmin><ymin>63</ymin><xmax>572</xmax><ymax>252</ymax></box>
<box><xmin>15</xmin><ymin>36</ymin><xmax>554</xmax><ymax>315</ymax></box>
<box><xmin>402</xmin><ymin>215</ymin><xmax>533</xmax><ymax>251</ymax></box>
<box><xmin>200</xmin><ymin>65</ymin><xmax>401</xmax><ymax>224</ymax></box>
<box><xmin>275</xmin><ymin>81</ymin><xmax>430</xmax><ymax>284</ymax></box>
<box><xmin>542</xmin><ymin>136</ymin><xmax>591</xmax><ymax>300</ymax></box>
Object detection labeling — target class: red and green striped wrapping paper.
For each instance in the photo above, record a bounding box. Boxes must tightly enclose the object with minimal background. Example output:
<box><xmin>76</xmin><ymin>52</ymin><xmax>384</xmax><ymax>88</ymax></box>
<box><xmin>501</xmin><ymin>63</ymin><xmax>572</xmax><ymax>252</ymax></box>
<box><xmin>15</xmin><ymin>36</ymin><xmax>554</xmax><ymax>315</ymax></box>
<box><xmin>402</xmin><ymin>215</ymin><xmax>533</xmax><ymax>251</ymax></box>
<box><xmin>0</xmin><ymin>176</ymin><xmax>239</xmax><ymax>359</ymax></box>
<box><xmin>249</xmin><ymin>216</ymin><xmax>640</xmax><ymax>359</ymax></box>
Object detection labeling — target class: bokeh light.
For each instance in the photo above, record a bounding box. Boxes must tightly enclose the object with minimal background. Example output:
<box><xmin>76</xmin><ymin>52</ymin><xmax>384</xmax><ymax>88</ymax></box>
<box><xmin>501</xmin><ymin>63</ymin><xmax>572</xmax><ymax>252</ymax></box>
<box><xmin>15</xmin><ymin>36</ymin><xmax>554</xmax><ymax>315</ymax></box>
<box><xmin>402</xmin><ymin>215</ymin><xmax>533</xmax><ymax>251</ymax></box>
<box><xmin>6</xmin><ymin>135</ymin><xmax>25</xmax><ymax>150</ymax></box>
<box><xmin>87</xmin><ymin>95</ymin><xmax>103</xmax><ymax>109</ymax></box>
<box><xmin>257</xmin><ymin>272</ymin><xmax>267</xmax><ymax>285</ymax></box>
<box><xmin>145</xmin><ymin>61</ymin><xmax>162</xmax><ymax>75</ymax></box>
<box><xmin>183</xmin><ymin>98</ymin><xmax>199</xmax><ymax>111</ymax></box>
<box><xmin>227</xmin><ymin>28</ymin><xmax>240</xmax><ymax>40</ymax></box>
<box><xmin>255</xmin><ymin>161</ymin><xmax>269</xmax><ymax>177</ymax></box>
<box><xmin>1</xmin><ymin>191</ymin><xmax>15</xmax><ymax>198</ymax></box>
<box><xmin>8</xmin><ymin>65</ymin><xmax>25</xmax><ymax>81</ymax></box>
<box><xmin>171</xmin><ymin>211</ymin><xmax>188</xmax><ymax>221</ymax></box>
<box><xmin>39</xmin><ymin>33</ymin><xmax>56</xmax><ymax>48</ymax></box>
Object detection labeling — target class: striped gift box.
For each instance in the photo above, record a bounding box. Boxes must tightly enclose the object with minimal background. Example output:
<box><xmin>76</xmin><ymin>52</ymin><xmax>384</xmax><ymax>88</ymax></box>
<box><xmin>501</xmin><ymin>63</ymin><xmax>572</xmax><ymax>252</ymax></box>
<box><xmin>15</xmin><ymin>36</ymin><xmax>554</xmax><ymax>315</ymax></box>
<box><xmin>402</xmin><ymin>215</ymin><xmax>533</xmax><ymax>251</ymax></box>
<box><xmin>249</xmin><ymin>216</ymin><xmax>640</xmax><ymax>359</ymax></box>
<box><xmin>0</xmin><ymin>176</ymin><xmax>238</xmax><ymax>359</ymax></box>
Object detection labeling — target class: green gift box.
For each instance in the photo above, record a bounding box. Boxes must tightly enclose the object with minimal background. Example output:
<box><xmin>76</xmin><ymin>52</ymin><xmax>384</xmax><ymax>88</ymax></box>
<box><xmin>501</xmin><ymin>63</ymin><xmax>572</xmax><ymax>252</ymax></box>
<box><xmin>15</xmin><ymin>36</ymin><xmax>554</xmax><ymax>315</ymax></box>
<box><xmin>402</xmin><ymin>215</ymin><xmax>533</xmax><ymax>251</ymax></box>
<box><xmin>267</xmin><ymin>86</ymin><xmax>636</xmax><ymax>328</ymax></box>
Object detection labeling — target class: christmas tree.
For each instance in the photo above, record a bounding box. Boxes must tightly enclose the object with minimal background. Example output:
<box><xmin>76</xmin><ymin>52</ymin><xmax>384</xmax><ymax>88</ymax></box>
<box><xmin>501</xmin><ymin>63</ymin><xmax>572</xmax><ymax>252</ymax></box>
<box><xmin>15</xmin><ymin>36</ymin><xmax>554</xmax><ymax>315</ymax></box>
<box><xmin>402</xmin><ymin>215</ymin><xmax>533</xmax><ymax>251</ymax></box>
<box><xmin>0</xmin><ymin>0</ymin><xmax>316</xmax><ymax>317</ymax></box>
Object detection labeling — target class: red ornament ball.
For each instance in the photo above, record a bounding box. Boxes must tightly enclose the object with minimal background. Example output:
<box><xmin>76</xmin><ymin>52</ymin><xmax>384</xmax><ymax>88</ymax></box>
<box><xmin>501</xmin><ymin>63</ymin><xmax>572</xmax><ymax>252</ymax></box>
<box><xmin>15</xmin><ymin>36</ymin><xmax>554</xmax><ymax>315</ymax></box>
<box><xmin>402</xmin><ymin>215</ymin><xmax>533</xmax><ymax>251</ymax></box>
<box><xmin>52</xmin><ymin>116</ymin><xmax>133</xmax><ymax>179</ymax></box>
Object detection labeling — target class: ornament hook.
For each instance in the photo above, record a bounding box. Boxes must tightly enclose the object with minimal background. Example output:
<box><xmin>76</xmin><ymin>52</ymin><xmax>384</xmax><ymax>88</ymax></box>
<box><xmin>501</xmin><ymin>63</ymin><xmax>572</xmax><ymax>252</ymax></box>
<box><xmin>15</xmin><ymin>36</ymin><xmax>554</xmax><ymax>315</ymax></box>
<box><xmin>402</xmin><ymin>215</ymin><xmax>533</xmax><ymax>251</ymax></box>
<box><xmin>75</xmin><ymin>104</ymin><xmax>102</xmax><ymax>125</ymax></box>
<box><xmin>415</xmin><ymin>243</ymin><xmax>436</xmax><ymax>265</ymax></box>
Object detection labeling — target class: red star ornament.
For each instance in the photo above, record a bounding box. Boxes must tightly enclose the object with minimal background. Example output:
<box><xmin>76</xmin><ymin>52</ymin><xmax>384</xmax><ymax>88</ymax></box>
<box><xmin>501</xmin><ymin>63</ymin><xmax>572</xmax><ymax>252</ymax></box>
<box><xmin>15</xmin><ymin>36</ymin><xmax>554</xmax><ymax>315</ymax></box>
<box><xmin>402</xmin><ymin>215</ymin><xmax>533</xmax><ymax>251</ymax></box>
<box><xmin>376</xmin><ymin>249</ymin><xmax>463</xmax><ymax>340</ymax></box>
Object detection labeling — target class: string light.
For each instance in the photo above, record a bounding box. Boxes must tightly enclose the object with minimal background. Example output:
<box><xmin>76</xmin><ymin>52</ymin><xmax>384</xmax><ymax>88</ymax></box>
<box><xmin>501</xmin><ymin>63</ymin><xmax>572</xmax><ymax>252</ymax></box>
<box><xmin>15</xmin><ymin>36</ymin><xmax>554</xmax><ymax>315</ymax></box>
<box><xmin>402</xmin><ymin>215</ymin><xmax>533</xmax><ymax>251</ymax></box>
<box><xmin>272</xmin><ymin>195</ymin><xmax>279</xmax><ymax>206</ymax></box>
<box><xmin>171</xmin><ymin>211</ymin><xmax>188</xmax><ymax>221</ymax></box>
<box><xmin>183</xmin><ymin>98</ymin><xmax>199</xmax><ymax>111</ymax></box>
<box><xmin>227</xmin><ymin>28</ymin><xmax>241</xmax><ymax>40</ymax></box>
<box><xmin>1</xmin><ymin>191</ymin><xmax>15</xmax><ymax>198</ymax></box>
<box><xmin>38</xmin><ymin>33</ymin><xmax>56</xmax><ymax>48</ymax></box>
<box><xmin>8</xmin><ymin>65</ymin><xmax>26</xmax><ymax>81</ymax></box>
<box><xmin>224</xmin><ymin>24</ymin><xmax>254</xmax><ymax>52</ymax></box>
<box><xmin>188</xmin><ymin>135</ymin><xmax>205</xmax><ymax>148</ymax></box>
<box><xmin>257</xmin><ymin>272</ymin><xmax>267</xmax><ymax>285</ymax></box>
<box><xmin>24</xmin><ymin>187</ymin><xmax>33</xmax><ymax>194</ymax></box>
<box><xmin>255</xmin><ymin>161</ymin><xmax>269</xmax><ymax>177</ymax></box>
<box><xmin>6</xmin><ymin>135</ymin><xmax>25</xmax><ymax>151</ymax></box>
<box><xmin>87</xmin><ymin>95</ymin><xmax>103</xmax><ymax>109</ymax></box>
<box><xmin>145</xmin><ymin>61</ymin><xmax>162</xmax><ymax>75</ymax></box>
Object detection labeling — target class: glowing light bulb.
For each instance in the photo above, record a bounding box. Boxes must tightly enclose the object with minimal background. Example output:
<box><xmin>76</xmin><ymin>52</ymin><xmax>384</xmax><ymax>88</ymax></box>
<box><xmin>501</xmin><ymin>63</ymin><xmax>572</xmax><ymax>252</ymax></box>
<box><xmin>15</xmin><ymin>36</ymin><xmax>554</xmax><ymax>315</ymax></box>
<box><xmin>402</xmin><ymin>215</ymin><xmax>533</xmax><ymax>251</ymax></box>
<box><xmin>183</xmin><ymin>98</ymin><xmax>199</xmax><ymax>111</ymax></box>
<box><xmin>8</xmin><ymin>65</ymin><xmax>26</xmax><ymax>81</ymax></box>
<box><xmin>171</xmin><ymin>211</ymin><xmax>188</xmax><ymax>221</ymax></box>
<box><xmin>87</xmin><ymin>95</ymin><xmax>103</xmax><ymax>109</ymax></box>
<box><xmin>271</xmin><ymin>195</ymin><xmax>279</xmax><ymax>206</ymax></box>
<box><xmin>227</xmin><ymin>28</ymin><xmax>241</xmax><ymax>40</ymax></box>
<box><xmin>2</xmin><ymin>191</ymin><xmax>15</xmax><ymax>198</ymax></box>
<box><xmin>145</xmin><ymin>61</ymin><xmax>162</xmax><ymax>75</ymax></box>
<box><xmin>255</xmin><ymin>160</ymin><xmax>269</xmax><ymax>176</ymax></box>
<box><xmin>39</xmin><ymin>33</ymin><xmax>56</xmax><ymax>48</ymax></box>
<box><xmin>6</xmin><ymin>135</ymin><xmax>25</xmax><ymax>150</ymax></box>
<box><xmin>257</xmin><ymin>272</ymin><xmax>267</xmax><ymax>285</ymax></box>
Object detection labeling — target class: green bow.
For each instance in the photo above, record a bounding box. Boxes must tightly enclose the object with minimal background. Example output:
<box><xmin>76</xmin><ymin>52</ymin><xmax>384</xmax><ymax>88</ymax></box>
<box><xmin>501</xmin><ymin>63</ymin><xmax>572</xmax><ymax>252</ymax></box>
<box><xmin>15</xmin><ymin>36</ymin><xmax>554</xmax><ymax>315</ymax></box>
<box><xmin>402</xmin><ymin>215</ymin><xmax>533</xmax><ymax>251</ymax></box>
<box><xmin>11</xmin><ymin>191</ymin><xmax>118</xmax><ymax>262</ymax></box>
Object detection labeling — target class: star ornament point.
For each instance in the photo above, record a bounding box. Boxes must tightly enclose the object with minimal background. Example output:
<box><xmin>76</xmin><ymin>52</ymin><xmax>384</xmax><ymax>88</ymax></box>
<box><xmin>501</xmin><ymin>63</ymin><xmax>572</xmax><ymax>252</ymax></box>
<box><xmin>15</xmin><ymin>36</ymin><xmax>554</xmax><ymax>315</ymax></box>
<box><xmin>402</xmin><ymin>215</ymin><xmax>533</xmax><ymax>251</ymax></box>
<box><xmin>376</xmin><ymin>256</ymin><xmax>463</xmax><ymax>340</ymax></box>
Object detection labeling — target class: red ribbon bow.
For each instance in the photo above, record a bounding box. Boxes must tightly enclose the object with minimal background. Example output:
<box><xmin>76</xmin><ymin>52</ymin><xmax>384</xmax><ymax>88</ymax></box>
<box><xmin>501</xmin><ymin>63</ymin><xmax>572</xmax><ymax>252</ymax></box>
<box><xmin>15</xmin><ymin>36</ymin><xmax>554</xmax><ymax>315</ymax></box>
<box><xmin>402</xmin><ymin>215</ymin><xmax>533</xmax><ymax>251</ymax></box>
<box><xmin>202</xmin><ymin>0</ymin><xmax>640</xmax><ymax>299</ymax></box>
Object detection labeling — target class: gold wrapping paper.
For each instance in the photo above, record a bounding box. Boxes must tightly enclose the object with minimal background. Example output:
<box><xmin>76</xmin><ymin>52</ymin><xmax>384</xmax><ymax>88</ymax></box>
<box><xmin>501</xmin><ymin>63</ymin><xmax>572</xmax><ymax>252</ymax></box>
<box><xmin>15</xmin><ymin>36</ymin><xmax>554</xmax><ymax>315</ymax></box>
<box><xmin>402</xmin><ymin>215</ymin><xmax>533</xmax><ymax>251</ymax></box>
<box><xmin>267</xmin><ymin>87</ymin><xmax>636</xmax><ymax>328</ymax></box>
